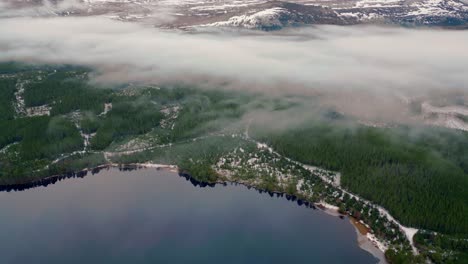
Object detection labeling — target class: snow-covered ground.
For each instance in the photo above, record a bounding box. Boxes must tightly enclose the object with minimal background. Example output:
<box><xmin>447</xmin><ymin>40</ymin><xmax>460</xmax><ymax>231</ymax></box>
<box><xmin>243</xmin><ymin>123</ymin><xmax>420</xmax><ymax>254</ymax></box>
<box><xmin>14</xmin><ymin>79</ymin><xmax>51</xmax><ymax>118</ymax></box>
<box><xmin>302</xmin><ymin>162</ymin><xmax>419</xmax><ymax>254</ymax></box>
<box><xmin>204</xmin><ymin>7</ymin><xmax>288</xmax><ymax>29</ymax></box>
<box><xmin>428</xmin><ymin>114</ymin><xmax>468</xmax><ymax>131</ymax></box>
<box><xmin>160</xmin><ymin>105</ymin><xmax>181</xmax><ymax>129</ymax></box>
<box><xmin>355</xmin><ymin>228</ymin><xmax>388</xmax><ymax>263</ymax></box>
<box><xmin>303</xmin><ymin>165</ymin><xmax>341</xmax><ymax>187</ymax></box>
<box><xmin>5</xmin><ymin>0</ymin><xmax>467</xmax><ymax>28</ymax></box>
<box><xmin>0</xmin><ymin>142</ymin><xmax>18</xmax><ymax>154</ymax></box>
<box><xmin>422</xmin><ymin>102</ymin><xmax>468</xmax><ymax>131</ymax></box>
<box><xmin>99</xmin><ymin>103</ymin><xmax>113</xmax><ymax>116</ymax></box>
<box><xmin>355</xmin><ymin>0</ymin><xmax>403</xmax><ymax>8</ymax></box>
<box><xmin>131</xmin><ymin>162</ymin><xmax>177</xmax><ymax>171</ymax></box>
<box><xmin>408</xmin><ymin>0</ymin><xmax>468</xmax><ymax>16</ymax></box>
<box><xmin>422</xmin><ymin>102</ymin><xmax>468</xmax><ymax>116</ymax></box>
<box><xmin>239</xmin><ymin>133</ymin><xmax>416</xmax><ymax>255</ymax></box>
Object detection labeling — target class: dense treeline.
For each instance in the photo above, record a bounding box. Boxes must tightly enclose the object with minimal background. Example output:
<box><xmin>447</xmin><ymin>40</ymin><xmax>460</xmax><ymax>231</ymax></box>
<box><xmin>413</xmin><ymin>128</ymin><xmax>468</xmax><ymax>175</ymax></box>
<box><xmin>112</xmin><ymin>136</ymin><xmax>250</xmax><ymax>183</ymax></box>
<box><xmin>90</xmin><ymin>101</ymin><xmax>164</xmax><ymax>150</ymax></box>
<box><xmin>385</xmin><ymin>249</ymin><xmax>425</xmax><ymax>264</ymax></box>
<box><xmin>88</xmin><ymin>86</ymin><xmax>249</xmax><ymax>150</ymax></box>
<box><xmin>1</xmin><ymin>64</ymin><xmax>251</xmax><ymax>172</ymax></box>
<box><xmin>414</xmin><ymin>231</ymin><xmax>468</xmax><ymax>263</ymax></box>
<box><xmin>47</xmin><ymin>153</ymin><xmax>107</xmax><ymax>177</ymax></box>
<box><xmin>0</xmin><ymin>62</ymin><xmax>31</xmax><ymax>74</ymax></box>
<box><xmin>0</xmin><ymin>78</ymin><xmax>16</xmax><ymax>120</ymax></box>
<box><xmin>252</xmin><ymin>122</ymin><xmax>468</xmax><ymax>235</ymax></box>
<box><xmin>150</xmin><ymin>86</ymin><xmax>247</xmax><ymax>130</ymax></box>
<box><xmin>161</xmin><ymin>88</ymin><xmax>249</xmax><ymax>141</ymax></box>
<box><xmin>0</xmin><ymin>116</ymin><xmax>82</xmax><ymax>160</ymax></box>
<box><xmin>0</xmin><ymin>116</ymin><xmax>83</xmax><ymax>183</ymax></box>
<box><xmin>2</xmin><ymin>62</ymin><xmax>468</xmax><ymax>243</ymax></box>
<box><xmin>0</xmin><ymin>64</ymin><xmax>111</xmax><ymax>182</ymax></box>
<box><xmin>23</xmin><ymin>70</ymin><xmax>109</xmax><ymax>115</ymax></box>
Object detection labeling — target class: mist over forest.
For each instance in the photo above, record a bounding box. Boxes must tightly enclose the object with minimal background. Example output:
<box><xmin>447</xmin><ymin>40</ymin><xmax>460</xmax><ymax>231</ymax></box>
<box><xmin>0</xmin><ymin>11</ymin><xmax>467</xmax><ymax>125</ymax></box>
<box><xmin>1</xmin><ymin>1</ymin><xmax>468</xmax><ymax>264</ymax></box>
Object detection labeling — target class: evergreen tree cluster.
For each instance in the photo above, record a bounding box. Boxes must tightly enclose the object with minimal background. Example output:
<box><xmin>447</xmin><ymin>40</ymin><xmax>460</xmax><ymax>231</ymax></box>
<box><xmin>253</xmin><ymin>123</ymin><xmax>468</xmax><ymax>235</ymax></box>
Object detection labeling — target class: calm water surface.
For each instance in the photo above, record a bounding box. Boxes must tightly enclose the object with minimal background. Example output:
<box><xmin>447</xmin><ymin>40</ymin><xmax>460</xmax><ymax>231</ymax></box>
<box><xmin>0</xmin><ymin>168</ymin><xmax>377</xmax><ymax>264</ymax></box>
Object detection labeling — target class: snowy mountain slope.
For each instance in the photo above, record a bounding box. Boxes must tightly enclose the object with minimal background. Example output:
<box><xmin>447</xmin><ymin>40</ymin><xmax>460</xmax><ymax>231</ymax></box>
<box><xmin>3</xmin><ymin>0</ymin><xmax>468</xmax><ymax>29</ymax></box>
<box><xmin>203</xmin><ymin>2</ymin><xmax>348</xmax><ymax>30</ymax></box>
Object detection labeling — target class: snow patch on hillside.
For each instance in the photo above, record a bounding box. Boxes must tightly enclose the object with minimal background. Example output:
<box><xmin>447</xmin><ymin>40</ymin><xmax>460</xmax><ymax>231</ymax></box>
<box><xmin>427</xmin><ymin>114</ymin><xmax>468</xmax><ymax>131</ymax></box>
<box><xmin>355</xmin><ymin>0</ymin><xmax>403</xmax><ymax>8</ymax></box>
<box><xmin>422</xmin><ymin>102</ymin><xmax>468</xmax><ymax>131</ymax></box>
<box><xmin>204</xmin><ymin>7</ymin><xmax>288</xmax><ymax>29</ymax></box>
<box><xmin>422</xmin><ymin>102</ymin><xmax>468</xmax><ymax>116</ymax></box>
<box><xmin>14</xmin><ymin>79</ymin><xmax>51</xmax><ymax>117</ymax></box>
<box><xmin>408</xmin><ymin>0</ymin><xmax>468</xmax><ymax>16</ymax></box>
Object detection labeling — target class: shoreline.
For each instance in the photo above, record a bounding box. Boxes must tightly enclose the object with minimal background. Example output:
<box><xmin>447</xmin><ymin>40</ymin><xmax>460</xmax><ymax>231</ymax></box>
<box><xmin>314</xmin><ymin>201</ymin><xmax>388</xmax><ymax>264</ymax></box>
<box><xmin>352</xmin><ymin>221</ymin><xmax>388</xmax><ymax>264</ymax></box>
<box><xmin>0</xmin><ymin>162</ymin><xmax>388</xmax><ymax>263</ymax></box>
<box><xmin>349</xmin><ymin>216</ymin><xmax>388</xmax><ymax>264</ymax></box>
<box><xmin>0</xmin><ymin>162</ymin><xmax>176</xmax><ymax>191</ymax></box>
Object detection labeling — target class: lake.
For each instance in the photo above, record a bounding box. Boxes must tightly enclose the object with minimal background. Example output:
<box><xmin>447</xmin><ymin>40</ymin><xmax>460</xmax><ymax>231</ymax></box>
<box><xmin>0</xmin><ymin>167</ymin><xmax>378</xmax><ymax>264</ymax></box>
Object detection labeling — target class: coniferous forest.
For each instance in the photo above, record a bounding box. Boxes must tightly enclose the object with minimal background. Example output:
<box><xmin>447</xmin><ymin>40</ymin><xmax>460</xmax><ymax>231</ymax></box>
<box><xmin>252</xmin><ymin>123</ymin><xmax>468</xmax><ymax>235</ymax></box>
<box><xmin>0</xmin><ymin>63</ymin><xmax>467</xmax><ymax>263</ymax></box>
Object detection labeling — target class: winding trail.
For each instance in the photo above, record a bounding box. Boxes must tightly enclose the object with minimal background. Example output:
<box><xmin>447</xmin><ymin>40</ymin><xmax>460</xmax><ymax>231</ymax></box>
<box><xmin>243</xmin><ymin>121</ymin><xmax>419</xmax><ymax>254</ymax></box>
<box><xmin>46</xmin><ymin>119</ymin><xmax>419</xmax><ymax>254</ymax></box>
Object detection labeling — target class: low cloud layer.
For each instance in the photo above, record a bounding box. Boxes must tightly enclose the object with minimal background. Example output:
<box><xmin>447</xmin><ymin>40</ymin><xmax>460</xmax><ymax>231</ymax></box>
<box><xmin>0</xmin><ymin>15</ymin><xmax>467</xmax><ymax>123</ymax></box>
<box><xmin>1</xmin><ymin>17</ymin><xmax>467</xmax><ymax>92</ymax></box>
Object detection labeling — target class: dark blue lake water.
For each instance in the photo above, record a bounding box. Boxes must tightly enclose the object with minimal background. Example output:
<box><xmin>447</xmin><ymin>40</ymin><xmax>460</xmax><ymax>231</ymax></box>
<box><xmin>0</xmin><ymin>168</ymin><xmax>377</xmax><ymax>264</ymax></box>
